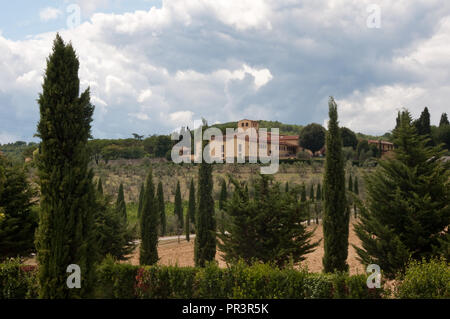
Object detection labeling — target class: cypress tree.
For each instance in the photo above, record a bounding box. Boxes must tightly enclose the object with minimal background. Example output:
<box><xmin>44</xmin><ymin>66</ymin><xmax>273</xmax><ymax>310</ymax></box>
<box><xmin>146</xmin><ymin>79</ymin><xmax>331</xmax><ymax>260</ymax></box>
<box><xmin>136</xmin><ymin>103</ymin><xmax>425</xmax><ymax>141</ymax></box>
<box><xmin>348</xmin><ymin>174</ymin><xmax>353</xmax><ymax>192</ymax></box>
<box><xmin>300</xmin><ymin>183</ymin><xmax>309</xmax><ymax>226</ymax></box>
<box><xmin>0</xmin><ymin>161</ymin><xmax>37</xmax><ymax>260</ymax></box>
<box><xmin>188</xmin><ymin>179</ymin><xmax>196</xmax><ymax>225</ymax></box>
<box><xmin>97</xmin><ymin>178</ymin><xmax>103</xmax><ymax>195</ymax></box>
<box><xmin>174</xmin><ymin>181</ymin><xmax>183</xmax><ymax>238</ymax></box>
<box><xmin>219</xmin><ymin>179</ymin><xmax>228</xmax><ymax>211</ymax></box>
<box><xmin>285</xmin><ymin>181</ymin><xmax>289</xmax><ymax>193</ymax></box>
<box><xmin>323</xmin><ymin>97</ymin><xmax>349</xmax><ymax>273</ymax></box>
<box><xmin>439</xmin><ymin>113</ymin><xmax>449</xmax><ymax>127</ymax></box>
<box><xmin>353</xmin><ymin>177</ymin><xmax>359</xmax><ymax>218</ymax></box>
<box><xmin>157</xmin><ymin>181</ymin><xmax>166</xmax><ymax>237</ymax></box>
<box><xmin>309</xmin><ymin>184</ymin><xmax>315</xmax><ymax>201</ymax></box>
<box><xmin>116</xmin><ymin>183</ymin><xmax>127</xmax><ymax>223</ymax></box>
<box><xmin>354</xmin><ymin>110</ymin><xmax>450</xmax><ymax>278</ymax></box>
<box><xmin>35</xmin><ymin>34</ymin><xmax>97</xmax><ymax>298</ymax></box>
<box><xmin>315</xmin><ymin>183</ymin><xmax>322</xmax><ymax>225</ymax></box>
<box><xmin>195</xmin><ymin>122</ymin><xmax>216</xmax><ymax>267</ymax></box>
<box><xmin>140</xmin><ymin>169</ymin><xmax>159</xmax><ymax>265</ymax></box>
<box><xmin>185</xmin><ymin>209</ymin><xmax>190</xmax><ymax>242</ymax></box>
<box><xmin>137</xmin><ymin>183</ymin><xmax>145</xmax><ymax>219</ymax></box>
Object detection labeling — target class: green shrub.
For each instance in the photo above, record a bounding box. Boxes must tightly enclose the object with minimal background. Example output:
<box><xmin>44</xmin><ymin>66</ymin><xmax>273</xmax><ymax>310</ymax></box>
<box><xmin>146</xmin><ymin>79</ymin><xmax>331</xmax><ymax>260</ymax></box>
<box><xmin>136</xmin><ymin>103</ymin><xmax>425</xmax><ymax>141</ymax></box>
<box><xmin>395</xmin><ymin>258</ymin><xmax>450</xmax><ymax>299</ymax></box>
<box><xmin>0</xmin><ymin>258</ymin><xmax>38</xmax><ymax>299</ymax></box>
<box><xmin>96</xmin><ymin>256</ymin><xmax>138</xmax><ymax>299</ymax></box>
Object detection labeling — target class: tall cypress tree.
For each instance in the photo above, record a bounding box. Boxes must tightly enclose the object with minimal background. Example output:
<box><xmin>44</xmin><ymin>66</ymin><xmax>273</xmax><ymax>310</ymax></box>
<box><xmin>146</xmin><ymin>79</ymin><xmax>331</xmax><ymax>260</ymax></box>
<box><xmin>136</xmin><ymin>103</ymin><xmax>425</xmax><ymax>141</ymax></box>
<box><xmin>116</xmin><ymin>183</ymin><xmax>127</xmax><ymax>223</ymax></box>
<box><xmin>188</xmin><ymin>179</ymin><xmax>196</xmax><ymax>225</ymax></box>
<box><xmin>137</xmin><ymin>183</ymin><xmax>145</xmax><ymax>219</ymax></box>
<box><xmin>157</xmin><ymin>181</ymin><xmax>166</xmax><ymax>237</ymax></box>
<box><xmin>97</xmin><ymin>178</ymin><xmax>104</xmax><ymax>195</ymax></box>
<box><xmin>174</xmin><ymin>181</ymin><xmax>183</xmax><ymax>238</ymax></box>
<box><xmin>285</xmin><ymin>181</ymin><xmax>289</xmax><ymax>193</ymax></box>
<box><xmin>309</xmin><ymin>184</ymin><xmax>315</xmax><ymax>201</ymax></box>
<box><xmin>323</xmin><ymin>97</ymin><xmax>349</xmax><ymax>273</ymax></box>
<box><xmin>348</xmin><ymin>174</ymin><xmax>353</xmax><ymax>192</ymax></box>
<box><xmin>140</xmin><ymin>169</ymin><xmax>159</xmax><ymax>265</ymax></box>
<box><xmin>219</xmin><ymin>179</ymin><xmax>228</xmax><ymax>211</ymax></box>
<box><xmin>35</xmin><ymin>34</ymin><xmax>97</xmax><ymax>298</ymax></box>
<box><xmin>439</xmin><ymin>113</ymin><xmax>449</xmax><ymax>127</ymax></box>
<box><xmin>185</xmin><ymin>209</ymin><xmax>190</xmax><ymax>242</ymax></box>
<box><xmin>354</xmin><ymin>111</ymin><xmax>450</xmax><ymax>278</ymax></box>
<box><xmin>353</xmin><ymin>177</ymin><xmax>359</xmax><ymax>218</ymax></box>
<box><xmin>315</xmin><ymin>183</ymin><xmax>322</xmax><ymax>224</ymax></box>
<box><xmin>195</xmin><ymin>122</ymin><xmax>216</xmax><ymax>267</ymax></box>
<box><xmin>300</xmin><ymin>183</ymin><xmax>309</xmax><ymax>225</ymax></box>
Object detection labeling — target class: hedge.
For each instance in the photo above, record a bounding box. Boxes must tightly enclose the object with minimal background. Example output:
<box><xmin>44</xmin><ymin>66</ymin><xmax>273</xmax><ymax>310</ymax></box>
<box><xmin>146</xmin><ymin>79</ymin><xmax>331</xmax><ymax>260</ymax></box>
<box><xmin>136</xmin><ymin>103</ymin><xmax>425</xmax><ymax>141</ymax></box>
<box><xmin>0</xmin><ymin>258</ymin><xmax>38</xmax><ymax>299</ymax></box>
<box><xmin>8</xmin><ymin>257</ymin><xmax>449</xmax><ymax>299</ymax></box>
<box><xmin>97</xmin><ymin>259</ymin><xmax>383</xmax><ymax>299</ymax></box>
<box><xmin>394</xmin><ymin>258</ymin><xmax>449</xmax><ymax>299</ymax></box>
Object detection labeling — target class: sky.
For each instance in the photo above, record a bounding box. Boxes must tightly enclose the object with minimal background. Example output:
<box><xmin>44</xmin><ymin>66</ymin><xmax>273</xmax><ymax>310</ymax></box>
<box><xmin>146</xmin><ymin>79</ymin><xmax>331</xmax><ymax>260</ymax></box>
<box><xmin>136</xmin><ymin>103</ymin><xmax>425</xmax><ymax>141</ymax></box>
<box><xmin>1</xmin><ymin>0</ymin><xmax>450</xmax><ymax>143</ymax></box>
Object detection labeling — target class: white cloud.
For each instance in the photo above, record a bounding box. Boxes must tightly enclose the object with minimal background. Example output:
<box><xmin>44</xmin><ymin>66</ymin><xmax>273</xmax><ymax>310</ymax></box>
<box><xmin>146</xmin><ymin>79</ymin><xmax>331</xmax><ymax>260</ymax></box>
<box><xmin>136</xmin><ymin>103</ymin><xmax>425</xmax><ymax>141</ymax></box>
<box><xmin>2</xmin><ymin>0</ymin><xmax>450</xmax><ymax>141</ymax></box>
<box><xmin>40</xmin><ymin>7</ymin><xmax>62</xmax><ymax>22</ymax></box>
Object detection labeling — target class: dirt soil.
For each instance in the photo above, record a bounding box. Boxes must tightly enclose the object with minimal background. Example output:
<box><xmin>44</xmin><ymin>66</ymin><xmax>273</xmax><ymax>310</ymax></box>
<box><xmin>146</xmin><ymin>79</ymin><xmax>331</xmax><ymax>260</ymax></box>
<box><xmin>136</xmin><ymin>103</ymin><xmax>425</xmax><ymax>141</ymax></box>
<box><xmin>126</xmin><ymin>218</ymin><xmax>365</xmax><ymax>275</ymax></box>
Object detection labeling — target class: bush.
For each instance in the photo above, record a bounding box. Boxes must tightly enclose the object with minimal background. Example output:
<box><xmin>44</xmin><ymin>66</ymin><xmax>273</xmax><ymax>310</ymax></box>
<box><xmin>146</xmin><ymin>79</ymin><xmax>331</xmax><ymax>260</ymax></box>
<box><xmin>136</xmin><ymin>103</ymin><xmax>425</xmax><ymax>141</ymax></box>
<box><xmin>395</xmin><ymin>258</ymin><xmax>450</xmax><ymax>299</ymax></box>
<box><xmin>0</xmin><ymin>258</ymin><xmax>38</xmax><ymax>299</ymax></box>
<box><xmin>95</xmin><ymin>255</ymin><xmax>138</xmax><ymax>299</ymax></box>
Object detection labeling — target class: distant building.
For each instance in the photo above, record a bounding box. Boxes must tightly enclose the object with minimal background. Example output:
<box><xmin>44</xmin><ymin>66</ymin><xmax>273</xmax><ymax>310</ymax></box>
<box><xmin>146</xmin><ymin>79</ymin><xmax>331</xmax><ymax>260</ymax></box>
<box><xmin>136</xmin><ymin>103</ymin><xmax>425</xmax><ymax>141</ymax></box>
<box><xmin>368</xmin><ymin>139</ymin><xmax>394</xmax><ymax>156</ymax></box>
<box><xmin>209</xmin><ymin>119</ymin><xmax>301</xmax><ymax>161</ymax></box>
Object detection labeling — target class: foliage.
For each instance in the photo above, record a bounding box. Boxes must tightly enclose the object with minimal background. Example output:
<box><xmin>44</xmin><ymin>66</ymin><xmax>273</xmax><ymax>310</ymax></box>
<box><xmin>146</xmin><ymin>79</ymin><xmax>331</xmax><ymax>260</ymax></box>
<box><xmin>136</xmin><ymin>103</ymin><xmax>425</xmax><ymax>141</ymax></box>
<box><xmin>157</xmin><ymin>181</ymin><xmax>166</xmax><ymax>236</ymax></box>
<box><xmin>140</xmin><ymin>169</ymin><xmax>159</xmax><ymax>265</ymax></box>
<box><xmin>0</xmin><ymin>161</ymin><xmax>37</xmax><ymax>260</ymax></box>
<box><xmin>35</xmin><ymin>34</ymin><xmax>97</xmax><ymax>298</ymax></box>
<box><xmin>395</xmin><ymin>258</ymin><xmax>449</xmax><ymax>299</ymax></box>
<box><xmin>195</xmin><ymin>126</ymin><xmax>216</xmax><ymax>267</ymax></box>
<box><xmin>323</xmin><ymin>97</ymin><xmax>349</xmax><ymax>273</ymax></box>
<box><xmin>340</xmin><ymin>127</ymin><xmax>358</xmax><ymax>149</ymax></box>
<box><xmin>354</xmin><ymin>110</ymin><xmax>450</xmax><ymax>278</ymax></box>
<box><xmin>299</xmin><ymin>123</ymin><xmax>326</xmax><ymax>154</ymax></box>
<box><xmin>0</xmin><ymin>259</ymin><xmax>38</xmax><ymax>299</ymax></box>
<box><xmin>218</xmin><ymin>175</ymin><xmax>319</xmax><ymax>268</ymax></box>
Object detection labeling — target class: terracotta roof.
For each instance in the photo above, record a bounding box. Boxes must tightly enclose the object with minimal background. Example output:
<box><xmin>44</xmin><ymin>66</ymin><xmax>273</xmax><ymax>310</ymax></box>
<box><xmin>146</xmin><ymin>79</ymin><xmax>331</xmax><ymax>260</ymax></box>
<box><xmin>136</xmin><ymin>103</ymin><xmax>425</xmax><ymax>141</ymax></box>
<box><xmin>368</xmin><ymin>139</ymin><xmax>393</xmax><ymax>145</ymax></box>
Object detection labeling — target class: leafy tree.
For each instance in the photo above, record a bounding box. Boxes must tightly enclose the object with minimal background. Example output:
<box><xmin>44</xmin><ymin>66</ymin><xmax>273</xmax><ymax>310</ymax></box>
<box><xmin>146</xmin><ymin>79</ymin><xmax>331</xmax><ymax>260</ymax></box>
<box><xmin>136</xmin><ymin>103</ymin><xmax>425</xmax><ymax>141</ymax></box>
<box><xmin>299</xmin><ymin>123</ymin><xmax>326</xmax><ymax>154</ymax></box>
<box><xmin>356</xmin><ymin>140</ymin><xmax>369</xmax><ymax>158</ymax></box>
<box><xmin>116</xmin><ymin>183</ymin><xmax>127</xmax><ymax>223</ymax></box>
<box><xmin>0</xmin><ymin>162</ymin><xmax>37</xmax><ymax>260</ymax></box>
<box><xmin>341</xmin><ymin>127</ymin><xmax>358</xmax><ymax>149</ymax></box>
<box><xmin>35</xmin><ymin>34</ymin><xmax>97</xmax><ymax>298</ymax></box>
<box><xmin>218</xmin><ymin>175</ymin><xmax>319</xmax><ymax>267</ymax></box>
<box><xmin>323</xmin><ymin>97</ymin><xmax>349</xmax><ymax>273</ymax></box>
<box><xmin>188</xmin><ymin>179</ymin><xmax>196</xmax><ymax>225</ymax></box>
<box><xmin>439</xmin><ymin>113</ymin><xmax>449</xmax><ymax>127</ymax></box>
<box><xmin>195</xmin><ymin>123</ymin><xmax>216</xmax><ymax>267</ymax></box>
<box><xmin>140</xmin><ymin>169</ymin><xmax>159</xmax><ymax>265</ymax></box>
<box><xmin>354</xmin><ymin>110</ymin><xmax>450</xmax><ymax>278</ymax></box>
<box><xmin>157</xmin><ymin>181</ymin><xmax>166</xmax><ymax>236</ymax></box>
